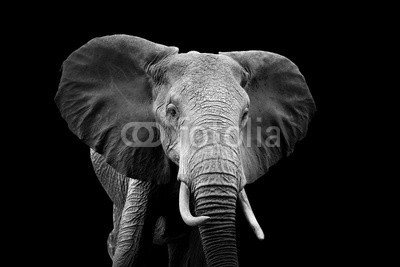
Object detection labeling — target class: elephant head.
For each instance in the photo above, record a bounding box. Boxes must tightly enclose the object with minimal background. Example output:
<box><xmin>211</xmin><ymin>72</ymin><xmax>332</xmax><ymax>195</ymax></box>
<box><xmin>55</xmin><ymin>35</ymin><xmax>315</xmax><ymax>267</ymax></box>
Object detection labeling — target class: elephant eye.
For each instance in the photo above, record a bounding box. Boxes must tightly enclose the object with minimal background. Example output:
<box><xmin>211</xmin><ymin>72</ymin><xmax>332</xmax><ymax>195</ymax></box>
<box><xmin>166</xmin><ymin>104</ymin><xmax>178</xmax><ymax>118</ymax></box>
<box><xmin>241</xmin><ymin>108</ymin><xmax>249</xmax><ymax>126</ymax></box>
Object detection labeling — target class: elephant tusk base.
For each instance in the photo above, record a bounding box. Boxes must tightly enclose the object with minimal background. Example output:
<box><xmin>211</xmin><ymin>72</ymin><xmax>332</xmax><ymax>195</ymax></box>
<box><xmin>239</xmin><ymin>189</ymin><xmax>265</xmax><ymax>240</ymax></box>
<box><xmin>179</xmin><ymin>182</ymin><xmax>210</xmax><ymax>226</ymax></box>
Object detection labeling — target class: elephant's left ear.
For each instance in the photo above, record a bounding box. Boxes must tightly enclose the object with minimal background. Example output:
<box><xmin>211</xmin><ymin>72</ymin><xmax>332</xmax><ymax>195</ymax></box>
<box><xmin>220</xmin><ymin>51</ymin><xmax>316</xmax><ymax>184</ymax></box>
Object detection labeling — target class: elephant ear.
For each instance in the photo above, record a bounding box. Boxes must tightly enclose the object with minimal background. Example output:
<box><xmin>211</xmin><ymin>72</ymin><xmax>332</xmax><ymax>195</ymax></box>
<box><xmin>55</xmin><ymin>35</ymin><xmax>178</xmax><ymax>183</ymax></box>
<box><xmin>221</xmin><ymin>51</ymin><xmax>316</xmax><ymax>184</ymax></box>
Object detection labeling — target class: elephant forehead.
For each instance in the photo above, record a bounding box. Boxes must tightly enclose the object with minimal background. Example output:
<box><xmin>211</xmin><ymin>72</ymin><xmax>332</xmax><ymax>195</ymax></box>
<box><xmin>166</xmin><ymin>53</ymin><xmax>247</xmax><ymax>103</ymax></box>
<box><xmin>167</xmin><ymin>53</ymin><xmax>235</xmax><ymax>80</ymax></box>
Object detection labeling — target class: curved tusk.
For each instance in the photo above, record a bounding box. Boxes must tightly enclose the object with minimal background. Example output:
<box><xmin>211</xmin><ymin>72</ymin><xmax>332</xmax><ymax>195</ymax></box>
<box><xmin>239</xmin><ymin>189</ymin><xmax>265</xmax><ymax>240</ymax></box>
<box><xmin>179</xmin><ymin>182</ymin><xmax>210</xmax><ymax>226</ymax></box>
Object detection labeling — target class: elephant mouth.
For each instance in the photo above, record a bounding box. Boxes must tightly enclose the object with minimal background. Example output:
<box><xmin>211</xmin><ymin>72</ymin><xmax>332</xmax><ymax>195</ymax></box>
<box><xmin>178</xmin><ymin>181</ymin><xmax>264</xmax><ymax>239</ymax></box>
<box><xmin>177</xmin><ymin>144</ymin><xmax>263</xmax><ymax>237</ymax></box>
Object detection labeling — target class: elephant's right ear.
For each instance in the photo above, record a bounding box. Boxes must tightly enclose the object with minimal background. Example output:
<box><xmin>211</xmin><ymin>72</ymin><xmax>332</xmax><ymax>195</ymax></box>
<box><xmin>55</xmin><ymin>35</ymin><xmax>178</xmax><ymax>182</ymax></box>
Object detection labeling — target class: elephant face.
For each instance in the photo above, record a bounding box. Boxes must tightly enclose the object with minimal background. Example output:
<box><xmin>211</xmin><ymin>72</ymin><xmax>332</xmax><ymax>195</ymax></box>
<box><xmin>153</xmin><ymin>52</ymin><xmax>250</xmax><ymax>186</ymax></box>
<box><xmin>55</xmin><ymin>35</ymin><xmax>315</xmax><ymax>267</ymax></box>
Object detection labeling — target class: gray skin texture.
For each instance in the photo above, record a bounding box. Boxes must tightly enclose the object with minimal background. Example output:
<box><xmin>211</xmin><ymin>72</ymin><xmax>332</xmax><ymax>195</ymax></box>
<box><xmin>55</xmin><ymin>35</ymin><xmax>315</xmax><ymax>267</ymax></box>
<box><xmin>91</xmin><ymin>149</ymin><xmax>206</xmax><ymax>266</ymax></box>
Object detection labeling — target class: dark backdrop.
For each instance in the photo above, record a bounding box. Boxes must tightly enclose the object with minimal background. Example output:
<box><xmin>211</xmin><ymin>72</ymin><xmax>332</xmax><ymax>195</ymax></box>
<box><xmin>27</xmin><ymin>13</ymin><xmax>363</xmax><ymax>266</ymax></box>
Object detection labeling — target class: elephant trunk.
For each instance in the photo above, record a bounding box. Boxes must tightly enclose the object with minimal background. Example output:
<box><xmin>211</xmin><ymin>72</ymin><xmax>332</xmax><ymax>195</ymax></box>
<box><xmin>193</xmin><ymin>174</ymin><xmax>239</xmax><ymax>267</ymax></box>
<box><xmin>187</xmin><ymin>142</ymin><xmax>242</xmax><ymax>266</ymax></box>
<box><xmin>177</xmin><ymin>116</ymin><xmax>263</xmax><ymax>266</ymax></box>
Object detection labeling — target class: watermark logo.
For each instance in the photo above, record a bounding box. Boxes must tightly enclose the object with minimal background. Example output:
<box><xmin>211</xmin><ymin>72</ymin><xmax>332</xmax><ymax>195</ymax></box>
<box><xmin>120</xmin><ymin>118</ymin><xmax>280</xmax><ymax>148</ymax></box>
<box><xmin>121</xmin><ymin>122</ymin><xmax>160</xmax><ymax>147</ymax></box>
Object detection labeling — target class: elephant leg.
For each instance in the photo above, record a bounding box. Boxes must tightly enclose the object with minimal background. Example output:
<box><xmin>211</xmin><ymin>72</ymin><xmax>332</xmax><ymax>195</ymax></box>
<box><xmin>112</xmin><ymin>178</ymin><xmax>156</xmax><ymax>267</ymax></box>
<box><xmin>153</xmin><ymin>216</ymin><xmax>167</xmax><ymax>245</ymax></box>
<box><xmin>107</xmin><ymin>205</ymin><xmax>123</xmax><ymax>258</ymax></box>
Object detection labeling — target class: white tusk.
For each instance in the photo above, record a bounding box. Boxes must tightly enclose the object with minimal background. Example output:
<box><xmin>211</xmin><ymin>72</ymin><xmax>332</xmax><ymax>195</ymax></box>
<box><xmin>179</xmin><ymin>182</ymin><xmax>210</xmax><ymax>226</ymax></box>
<box><xmin>239</xmin><ymin>189</ymin><xmax>265</xmax><ymax>240</ymax></box>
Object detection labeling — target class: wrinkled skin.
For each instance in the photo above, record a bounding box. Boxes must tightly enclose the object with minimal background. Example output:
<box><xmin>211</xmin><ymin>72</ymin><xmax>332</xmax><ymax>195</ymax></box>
<box><xmin>155</xmin><ymin>52</ymin><xmax>249</xmax><ymax>266</ymax></box>
<box><xmin>91</xmin><ymin>151</ymin><xmax>207</xmax><ymax>266</ymax></box>
<box><xmin>55</xmin><ymin>35</ymin><xmax>315</xmax><ymax>267</ymax></box>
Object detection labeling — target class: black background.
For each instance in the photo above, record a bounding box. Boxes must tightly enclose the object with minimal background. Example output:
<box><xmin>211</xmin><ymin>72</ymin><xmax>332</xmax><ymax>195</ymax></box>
<box><xmin>17</xmin><ymin>8</ymin><xmax>376</xmax><ymax>267</ymax></box>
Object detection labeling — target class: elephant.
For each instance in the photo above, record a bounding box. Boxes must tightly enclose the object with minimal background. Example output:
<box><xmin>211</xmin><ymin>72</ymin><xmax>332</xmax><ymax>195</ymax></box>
<box><xmin>55</xmin><ymin>34</ymin><xmax>315</xmax><ymax>267</ymax></box>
